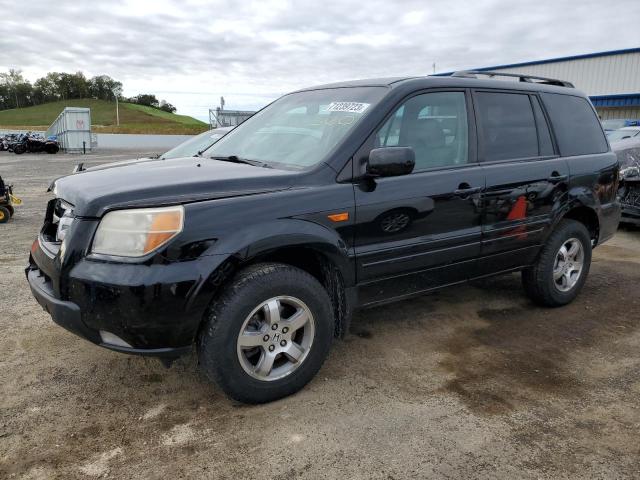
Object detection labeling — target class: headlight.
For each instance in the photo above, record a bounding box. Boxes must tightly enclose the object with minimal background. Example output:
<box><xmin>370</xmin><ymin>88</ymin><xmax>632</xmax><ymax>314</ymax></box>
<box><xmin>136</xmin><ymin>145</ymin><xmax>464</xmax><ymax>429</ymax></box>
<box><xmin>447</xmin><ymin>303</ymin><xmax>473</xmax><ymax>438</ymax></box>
<box><xmin>92</xmin><ymin>206</ymin><xmax>184</xmax><ymax>257</ymax></box>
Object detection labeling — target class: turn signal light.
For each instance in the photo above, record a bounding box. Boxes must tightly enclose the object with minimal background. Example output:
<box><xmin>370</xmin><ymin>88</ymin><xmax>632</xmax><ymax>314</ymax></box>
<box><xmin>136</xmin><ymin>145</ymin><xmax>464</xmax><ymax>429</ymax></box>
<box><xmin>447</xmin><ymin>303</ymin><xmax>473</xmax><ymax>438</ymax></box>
<box><xmin>327</xmin><ymin>212</ymin><xmax>349</xmax><ymax>222</ymax></box>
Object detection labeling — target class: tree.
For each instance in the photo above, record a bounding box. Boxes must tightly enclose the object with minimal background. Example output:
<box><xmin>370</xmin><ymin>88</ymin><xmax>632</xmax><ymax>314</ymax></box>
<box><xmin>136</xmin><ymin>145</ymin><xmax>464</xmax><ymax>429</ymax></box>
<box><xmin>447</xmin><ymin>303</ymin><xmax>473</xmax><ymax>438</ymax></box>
<box><xmin>33</xmin><ymin>73</ymin><xmax>61</xmax><ymax>104</ymax></box>
<box><xmin>129</xmin><ymin>93</ymin><xmax>160</xmax><ymax>108</ymax></box>
<box><xmin>89</xmin><ymin>75</ymin><xmax>122</xmax><ymax>101</ymax></box>
<box><xmin>159</xmin><ymin>100</ymin><xmax>176</xmax><ymax>113</ymax></box>
<box><xmin>0</xmin><ymin>69</ymin><xmax>32</xmax><ymax>108</ymax></box>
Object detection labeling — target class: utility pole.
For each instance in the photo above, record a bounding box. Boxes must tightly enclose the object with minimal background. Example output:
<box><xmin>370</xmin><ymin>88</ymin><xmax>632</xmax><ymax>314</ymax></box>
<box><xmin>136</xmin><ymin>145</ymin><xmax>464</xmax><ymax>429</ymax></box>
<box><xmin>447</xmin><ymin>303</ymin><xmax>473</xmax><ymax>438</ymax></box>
<box><xmin>113</xmin><ymin>88</ymin><xmax>120</xmax><ymax>126</ymax></box>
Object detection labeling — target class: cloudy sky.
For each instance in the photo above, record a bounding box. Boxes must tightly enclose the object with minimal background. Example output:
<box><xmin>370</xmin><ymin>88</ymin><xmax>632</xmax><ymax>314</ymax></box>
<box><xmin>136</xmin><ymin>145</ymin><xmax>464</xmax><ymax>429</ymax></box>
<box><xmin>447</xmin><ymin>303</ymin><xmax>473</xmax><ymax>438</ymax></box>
<box><xmin>1</xmin><ymin>0</ymin><xmax>639</xmax><ymax>121</ymax></box>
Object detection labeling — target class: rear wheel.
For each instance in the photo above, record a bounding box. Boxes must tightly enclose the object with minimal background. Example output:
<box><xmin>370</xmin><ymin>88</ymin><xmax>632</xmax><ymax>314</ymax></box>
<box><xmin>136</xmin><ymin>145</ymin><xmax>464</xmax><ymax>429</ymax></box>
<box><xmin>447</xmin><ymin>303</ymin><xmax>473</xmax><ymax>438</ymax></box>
<box><xmin>13</xmin><ymin>145</ymin><xmax>25</xmax><ymax>154</ymax></box>
<box><xmin>198</xmin><ymin>262</ymin><xmax>334</xmax><ymax>403</ymax></box>
<box><xmin>0</xmin><ymin>206</ymin><xmax>10</xmax><ymax>223</ymax></box>
<box><xmin>522</xmin><ymin>219</ymin><xmax>592</xmax><ymax>307</ymax></box>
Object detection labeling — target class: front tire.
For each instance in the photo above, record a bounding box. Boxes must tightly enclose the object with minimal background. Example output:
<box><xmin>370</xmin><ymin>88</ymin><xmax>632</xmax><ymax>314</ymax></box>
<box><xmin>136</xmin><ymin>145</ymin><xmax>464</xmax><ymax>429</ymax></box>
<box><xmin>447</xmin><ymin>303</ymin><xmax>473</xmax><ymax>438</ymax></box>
<box><xmin>198</xmin><ymin>262</ymin><xmax>334</xmax><ymax>403</ymax></box>
<box><xmin>0</xmin><ymin>206</ymin><xmax>10</xmax><ymax>223</ymax></box>
<box><xmin>522</xmin><ymin>219</ymin><xmax>592</xmax><ymax>307</ymax></box>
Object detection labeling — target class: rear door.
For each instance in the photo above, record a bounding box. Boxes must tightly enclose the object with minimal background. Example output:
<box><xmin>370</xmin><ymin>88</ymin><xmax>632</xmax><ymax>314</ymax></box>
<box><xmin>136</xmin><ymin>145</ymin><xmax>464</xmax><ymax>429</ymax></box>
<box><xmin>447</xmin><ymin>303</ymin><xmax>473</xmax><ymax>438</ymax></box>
<box><xmin>474</xmin><ymin>90</ymin><xmax>569</xmax><ymax>274</ymax></box>
<box><xmin>353</xmin><ymin>90</ymin><xmax>485</xmax><ymax>305</ymax></box>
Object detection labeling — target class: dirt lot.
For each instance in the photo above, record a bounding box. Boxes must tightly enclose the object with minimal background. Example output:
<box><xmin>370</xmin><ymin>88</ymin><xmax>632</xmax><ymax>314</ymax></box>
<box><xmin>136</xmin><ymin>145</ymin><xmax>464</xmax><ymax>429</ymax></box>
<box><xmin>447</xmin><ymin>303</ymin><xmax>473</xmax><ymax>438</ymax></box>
<box><xmin>1</xmin><ymin>151</ymin><xmax>639</xmax><ymax>479</ymax></box>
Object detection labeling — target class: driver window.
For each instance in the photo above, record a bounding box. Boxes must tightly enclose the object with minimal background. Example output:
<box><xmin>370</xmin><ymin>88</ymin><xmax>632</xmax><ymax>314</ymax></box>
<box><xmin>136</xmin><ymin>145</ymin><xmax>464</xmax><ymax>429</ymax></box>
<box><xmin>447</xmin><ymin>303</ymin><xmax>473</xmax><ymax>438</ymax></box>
<box><xmin>376</xmin><ymin>92</ymin><xmax>469</xmax><ymax>170</ymax></box>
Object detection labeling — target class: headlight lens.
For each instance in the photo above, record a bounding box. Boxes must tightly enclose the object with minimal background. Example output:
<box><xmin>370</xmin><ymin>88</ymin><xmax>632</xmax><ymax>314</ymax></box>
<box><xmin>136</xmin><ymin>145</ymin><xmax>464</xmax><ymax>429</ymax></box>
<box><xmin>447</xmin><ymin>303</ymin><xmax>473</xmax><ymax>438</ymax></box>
<box><xmin>56</xmin><ymin>209</ymin><xmax>75</xmax><ymax>242</ymax></box>
<box><xmin>92</xmin><ymin>206</ymin><xmax>184</xmax><ymax>257</ymax></box>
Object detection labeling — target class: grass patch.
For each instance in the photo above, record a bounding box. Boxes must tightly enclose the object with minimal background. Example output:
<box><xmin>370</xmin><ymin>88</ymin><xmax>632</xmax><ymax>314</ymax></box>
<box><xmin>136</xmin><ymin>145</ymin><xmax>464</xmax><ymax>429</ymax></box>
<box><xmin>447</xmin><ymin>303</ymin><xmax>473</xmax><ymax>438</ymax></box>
<box><xmin>0</xmin><ymin>99</ymin><xmax>208</xmax><ymax>134</ymax></box>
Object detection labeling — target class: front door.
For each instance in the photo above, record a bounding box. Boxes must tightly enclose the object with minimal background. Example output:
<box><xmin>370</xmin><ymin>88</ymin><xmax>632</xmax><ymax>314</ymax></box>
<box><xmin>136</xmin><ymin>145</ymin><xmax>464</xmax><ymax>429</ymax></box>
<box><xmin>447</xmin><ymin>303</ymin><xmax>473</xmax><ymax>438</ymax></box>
<box><xmin>473</xmin><ymin>90</ymin><xmax>569</xmax><ymax>273</ymax></box>
<box><xmin>353</xmin><ymin>90</ymin><xmax>485</xmax><ymax>306</ymax></box>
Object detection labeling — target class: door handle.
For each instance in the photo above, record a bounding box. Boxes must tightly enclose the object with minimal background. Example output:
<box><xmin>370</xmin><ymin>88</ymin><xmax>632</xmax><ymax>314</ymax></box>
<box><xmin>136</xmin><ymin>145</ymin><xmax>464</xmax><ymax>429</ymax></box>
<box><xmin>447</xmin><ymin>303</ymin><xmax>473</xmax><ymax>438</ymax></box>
<box><xmin>454</xmin><ymin>184</ymin><xmax>482</xmax><ymax>196</ymax></box>
<box><xmin>548</xmin><ymin>173</ymin><xmax>568</xmax><ymax>183</ymax></box>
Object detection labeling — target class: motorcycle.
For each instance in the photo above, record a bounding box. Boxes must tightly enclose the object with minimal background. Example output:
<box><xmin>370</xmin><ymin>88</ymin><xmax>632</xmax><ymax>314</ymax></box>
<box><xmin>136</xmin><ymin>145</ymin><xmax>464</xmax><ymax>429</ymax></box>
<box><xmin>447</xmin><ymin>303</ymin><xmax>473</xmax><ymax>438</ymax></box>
<box><xmin>0</xmin><ymin>134</ymin><xmax>18</xmax><ymax>152</ymax></box>
<box><xmin>12</xmin><ymin>132</ymin><xmax>59</xmax><ymax>154</ymax></box>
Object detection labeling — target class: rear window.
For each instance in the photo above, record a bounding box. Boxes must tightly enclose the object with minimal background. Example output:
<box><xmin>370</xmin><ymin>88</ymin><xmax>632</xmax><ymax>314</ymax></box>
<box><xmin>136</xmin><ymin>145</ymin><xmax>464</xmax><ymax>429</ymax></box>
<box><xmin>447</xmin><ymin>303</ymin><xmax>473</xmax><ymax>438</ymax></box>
<box><xmin>475</xmin><ymin>92</ymin><xmax>538</xmax><ymax>161</ymax></box>
<box><xmin>541</xmin><ymin>93</ymin><xmax>608</xmax><ymax>156</ymax></box>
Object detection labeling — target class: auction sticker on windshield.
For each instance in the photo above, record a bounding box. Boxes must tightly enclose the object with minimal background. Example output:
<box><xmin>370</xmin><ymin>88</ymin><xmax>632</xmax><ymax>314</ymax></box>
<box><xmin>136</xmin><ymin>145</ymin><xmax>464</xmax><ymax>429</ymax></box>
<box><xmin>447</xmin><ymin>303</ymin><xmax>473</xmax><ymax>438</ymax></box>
<box><xmin>326</xmin><ymin>102</ymin><xmax>370</xmax><ymax>113</ymax></box>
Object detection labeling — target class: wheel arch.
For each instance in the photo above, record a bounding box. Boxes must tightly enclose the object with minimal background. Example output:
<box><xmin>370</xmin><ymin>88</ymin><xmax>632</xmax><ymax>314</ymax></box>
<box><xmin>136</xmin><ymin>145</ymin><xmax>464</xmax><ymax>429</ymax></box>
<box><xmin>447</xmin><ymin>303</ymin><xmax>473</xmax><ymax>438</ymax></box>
<box><xmin>190</xmin><ymin>219</ymin><xmax>355</xmax><ymax>340</ymax></box>
<box><xmin>560</xmin><ymin>204</ymin><xmax>600</xmax><ymax>245</ymax></box>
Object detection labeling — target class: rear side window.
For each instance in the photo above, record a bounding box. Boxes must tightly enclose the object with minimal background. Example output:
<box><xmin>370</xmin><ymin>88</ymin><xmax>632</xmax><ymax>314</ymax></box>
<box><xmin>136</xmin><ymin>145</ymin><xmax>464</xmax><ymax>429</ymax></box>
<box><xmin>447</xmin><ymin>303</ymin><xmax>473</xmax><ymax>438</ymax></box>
<box><xmin>541</xmin><ymin>93</ymin><xmax>608</xmax><ymax>156</ymax></box>
<box><xmin>475</xmin><ymin>92</ymin><xmax>538</xmax><ymax>161</ymax></box>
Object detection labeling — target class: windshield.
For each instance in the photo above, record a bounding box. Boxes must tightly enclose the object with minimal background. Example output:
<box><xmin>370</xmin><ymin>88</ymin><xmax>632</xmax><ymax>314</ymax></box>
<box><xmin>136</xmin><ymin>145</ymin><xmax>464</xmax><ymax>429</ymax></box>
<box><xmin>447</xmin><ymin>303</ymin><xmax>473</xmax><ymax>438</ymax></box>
<box><xmin>602</xmin><ymin>119</ymin><xmax>628</xmax><ymax>131</ymax></box>
<box><xmin>607</xmin><ymin>129</ymin><xmax>640</xmax><ymax>142</ymax></box>
<box><xmin>202</xmin><ymin>87</ymin><xmax>387</xmax><ymax>169</ymax></box>
<box><xmin>161</xmin><ymin>129</ymin><xmax>228</xmax><ymax>159</ymax></box>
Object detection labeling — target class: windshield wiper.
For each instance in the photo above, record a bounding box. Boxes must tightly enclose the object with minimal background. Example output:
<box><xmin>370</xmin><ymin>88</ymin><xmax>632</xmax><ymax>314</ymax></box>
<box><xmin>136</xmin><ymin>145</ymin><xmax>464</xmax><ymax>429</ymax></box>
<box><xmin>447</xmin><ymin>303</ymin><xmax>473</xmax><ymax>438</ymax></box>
<box><xmin>209</xmin><ymin>155</ymin><xmax>272</xmax><ymax>168</ymax></box>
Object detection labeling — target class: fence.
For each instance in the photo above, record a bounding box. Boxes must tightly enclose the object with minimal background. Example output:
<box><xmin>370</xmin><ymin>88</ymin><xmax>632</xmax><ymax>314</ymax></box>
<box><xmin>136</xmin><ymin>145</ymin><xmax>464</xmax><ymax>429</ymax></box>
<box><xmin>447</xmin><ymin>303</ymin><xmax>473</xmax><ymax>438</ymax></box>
<box><xmin>209</xmin><ymin>108</ymin><xmax>255</xmax><ymax>128</ymax></box>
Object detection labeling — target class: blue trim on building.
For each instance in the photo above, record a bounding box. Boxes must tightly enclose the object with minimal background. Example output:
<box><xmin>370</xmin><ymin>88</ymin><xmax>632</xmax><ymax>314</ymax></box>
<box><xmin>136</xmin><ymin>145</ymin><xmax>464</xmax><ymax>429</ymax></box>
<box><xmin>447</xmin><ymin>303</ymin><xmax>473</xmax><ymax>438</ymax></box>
<box><xmin>436</xmin><ymin>47</ymin><xmax>640</xmax><ymax>76</ymax></box>
<box><xmin>590</xmin><ymin>93</ymin><xmax>640</xmax><ymax>107</ymax></box>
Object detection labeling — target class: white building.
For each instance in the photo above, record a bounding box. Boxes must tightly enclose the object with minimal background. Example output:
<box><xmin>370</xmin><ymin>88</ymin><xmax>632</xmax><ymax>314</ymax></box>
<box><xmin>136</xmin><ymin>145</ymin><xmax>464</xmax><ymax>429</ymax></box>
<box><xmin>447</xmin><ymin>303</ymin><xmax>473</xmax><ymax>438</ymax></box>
<box><xmin>442</xmin><ymin>48</ymin><xmax>640</xmax><ymax>120</ymax></box>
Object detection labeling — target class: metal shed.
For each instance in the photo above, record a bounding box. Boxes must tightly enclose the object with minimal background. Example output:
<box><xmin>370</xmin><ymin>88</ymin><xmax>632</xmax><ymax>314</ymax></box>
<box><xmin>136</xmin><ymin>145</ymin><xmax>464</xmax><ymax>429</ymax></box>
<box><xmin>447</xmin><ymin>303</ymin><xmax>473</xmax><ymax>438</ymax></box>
<box><xmin>46</xmin><ymin>107</ymin><xmax>92</xmax><ymax>152</ymax></box>
<box><xmin>437</xmin><ymin>48</ymin><xmax>640</xmax><ymax>120</ymax></box>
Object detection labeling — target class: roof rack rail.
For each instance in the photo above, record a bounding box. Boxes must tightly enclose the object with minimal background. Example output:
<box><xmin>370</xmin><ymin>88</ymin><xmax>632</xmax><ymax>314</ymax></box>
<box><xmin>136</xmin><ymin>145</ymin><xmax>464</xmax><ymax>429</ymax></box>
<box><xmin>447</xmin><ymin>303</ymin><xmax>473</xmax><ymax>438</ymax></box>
<box><xmin>449</xmin><ymin>70</ymin><xmax>574</xmax><ymax>88</ymax></box>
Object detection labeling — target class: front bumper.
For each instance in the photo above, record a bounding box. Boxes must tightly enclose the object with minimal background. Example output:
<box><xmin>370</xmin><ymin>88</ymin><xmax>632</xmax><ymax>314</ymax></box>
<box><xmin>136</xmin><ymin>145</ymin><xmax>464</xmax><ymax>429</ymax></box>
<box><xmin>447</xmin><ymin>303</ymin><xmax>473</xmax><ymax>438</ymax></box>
<box><xmin>27</xmin><ymin>266</ymin><xmax>192</xmax><ymax>357</ymax></box>
<box><xmin>621</xmin><ymin>206</ymin><xmax>640</xmax><ymax>225</ymax></box>
<box><xmin>26</xmin><ymin>227</ymin><xmax>230</xmax><ymax>358</ymax></box>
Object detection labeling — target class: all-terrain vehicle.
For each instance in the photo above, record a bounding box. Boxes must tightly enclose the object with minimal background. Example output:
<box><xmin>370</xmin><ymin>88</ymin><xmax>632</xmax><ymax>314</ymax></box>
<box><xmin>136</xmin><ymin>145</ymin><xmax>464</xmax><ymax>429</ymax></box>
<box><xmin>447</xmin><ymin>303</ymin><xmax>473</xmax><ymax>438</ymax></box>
<box><xmin>27</xmin><ymin>72</ymin><xmax>620</xmax><ymax>403</ymax></box>
<box><xmin>0</xmin><ymin>176</ymin><xmax>21</xmax><ymax>223</ymax></box>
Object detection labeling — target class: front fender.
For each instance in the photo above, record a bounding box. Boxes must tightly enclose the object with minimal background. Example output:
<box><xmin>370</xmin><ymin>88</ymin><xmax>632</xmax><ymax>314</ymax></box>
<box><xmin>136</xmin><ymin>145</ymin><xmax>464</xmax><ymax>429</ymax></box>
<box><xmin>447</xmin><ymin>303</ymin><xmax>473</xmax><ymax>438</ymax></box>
<box><xmin>210</xmin><ymin>217</ymin><xmax>352</xmax><ymax>281</ymax></box>
<box><xmin>184</xmin><ymin>218</ymin><xmax>354</xmax><ymax>325</ymax></box>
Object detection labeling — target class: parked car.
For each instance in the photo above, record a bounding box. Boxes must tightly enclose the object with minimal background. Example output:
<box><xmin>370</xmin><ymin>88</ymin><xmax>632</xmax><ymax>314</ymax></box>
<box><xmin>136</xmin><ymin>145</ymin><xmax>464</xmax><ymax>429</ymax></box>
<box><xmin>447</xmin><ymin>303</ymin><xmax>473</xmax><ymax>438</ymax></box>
<box><xmin>160</xmin><ymin>126</ymin><xmax>232</xmax><ymax>159</ymax></box>
<box><xmin>607</xmin><ymin>126</ymin><xmax>640</xmax><ymax>142</ymax></box>
<box><xmin>70</xmin><ymin>127</ymin><xmax>233</xmax><ymax>174</ymax></box>
<box><xmin>612</xmin><ymin>136</ymin><xmax>640</xmax><ymax>225</ymax></box>
<box><xmin>602</xmin><ymin>118</ymin><xmax>640</xmax><ymax>131</ymax></box>
<box><xmin>27</xmin><ymin>72</ymin><xmax>620</xmax><ymax>403</ymax></box>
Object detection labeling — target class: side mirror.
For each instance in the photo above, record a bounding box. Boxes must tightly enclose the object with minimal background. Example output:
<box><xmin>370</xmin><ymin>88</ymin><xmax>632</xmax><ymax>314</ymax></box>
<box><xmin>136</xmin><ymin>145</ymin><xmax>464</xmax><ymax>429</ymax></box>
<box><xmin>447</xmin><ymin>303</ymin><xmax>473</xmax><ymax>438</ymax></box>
<box><xmin>367</xmin><ymin>147</ymin><xmax>415</xmax><ymax>177</ymax></box>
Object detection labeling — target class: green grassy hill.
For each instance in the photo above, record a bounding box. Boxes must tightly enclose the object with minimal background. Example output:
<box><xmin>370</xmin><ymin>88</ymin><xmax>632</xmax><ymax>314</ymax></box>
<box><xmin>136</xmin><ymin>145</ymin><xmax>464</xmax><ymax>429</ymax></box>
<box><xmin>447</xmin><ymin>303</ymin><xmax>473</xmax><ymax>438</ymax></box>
<box><xmin>0</xmin><ymin>99</ymin><xmax>208</xmax><ymax>134</ymax></box>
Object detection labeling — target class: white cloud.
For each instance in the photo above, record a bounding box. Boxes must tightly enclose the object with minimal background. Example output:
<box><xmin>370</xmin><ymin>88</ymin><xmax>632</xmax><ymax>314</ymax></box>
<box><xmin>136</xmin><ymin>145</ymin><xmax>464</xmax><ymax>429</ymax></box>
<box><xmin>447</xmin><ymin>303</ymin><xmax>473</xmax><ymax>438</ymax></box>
<box><xmin>0</xmin><ymin>0</ymin><xmax>638</xmax><ymax>121</ymax></box>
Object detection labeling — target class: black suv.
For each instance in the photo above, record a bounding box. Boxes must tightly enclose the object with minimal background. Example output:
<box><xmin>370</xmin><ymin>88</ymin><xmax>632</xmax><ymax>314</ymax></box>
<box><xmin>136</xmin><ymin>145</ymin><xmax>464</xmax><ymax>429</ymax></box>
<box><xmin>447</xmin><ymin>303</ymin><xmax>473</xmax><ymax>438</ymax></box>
<box><xmin>27</xmin><ymin>72</ymin><xmax>620</xmax><ymax>403</ymax></box>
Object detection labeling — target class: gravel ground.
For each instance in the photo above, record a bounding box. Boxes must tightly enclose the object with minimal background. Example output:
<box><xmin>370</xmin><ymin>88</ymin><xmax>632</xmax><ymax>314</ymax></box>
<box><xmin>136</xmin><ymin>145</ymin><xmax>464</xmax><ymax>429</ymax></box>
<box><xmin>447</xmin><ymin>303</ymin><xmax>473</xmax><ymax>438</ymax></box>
<box><xmin>1</xmin><ymin>151</ymin><xmax>639</xmax><ymax>479</ymax></box>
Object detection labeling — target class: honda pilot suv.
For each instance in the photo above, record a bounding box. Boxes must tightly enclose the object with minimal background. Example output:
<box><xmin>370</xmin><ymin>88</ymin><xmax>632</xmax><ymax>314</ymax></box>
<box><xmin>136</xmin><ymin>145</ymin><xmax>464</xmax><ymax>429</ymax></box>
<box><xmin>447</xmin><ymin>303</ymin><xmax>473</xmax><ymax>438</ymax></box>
<box><xmin>27</xmin><ymin>72</ymin><xmax>620</xmax><ymax>403</ymax></box>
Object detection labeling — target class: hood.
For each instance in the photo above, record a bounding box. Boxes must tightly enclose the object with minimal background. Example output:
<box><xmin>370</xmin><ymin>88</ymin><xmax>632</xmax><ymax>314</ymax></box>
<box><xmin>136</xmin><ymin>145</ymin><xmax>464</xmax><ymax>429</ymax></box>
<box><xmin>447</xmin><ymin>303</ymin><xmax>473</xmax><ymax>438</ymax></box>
<box><xmin>53</xmin><ymin>156</ymin><xmax>299</xmax><ymax>217</ymax></box>
<box><xmin>612</xmin><ymin>137</ymin><xmax>640</xmax><ymax>170</ymax></box>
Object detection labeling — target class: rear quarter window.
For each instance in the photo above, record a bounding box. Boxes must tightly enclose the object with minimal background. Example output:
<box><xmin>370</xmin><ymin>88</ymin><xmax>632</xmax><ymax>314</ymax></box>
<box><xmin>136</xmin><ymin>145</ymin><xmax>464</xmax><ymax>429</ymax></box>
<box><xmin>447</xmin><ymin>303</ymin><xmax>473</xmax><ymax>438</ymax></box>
<box><xmin>541</xmin><ymin>93</ymin><xmax>608</xmax><ymax>156</ymax></box>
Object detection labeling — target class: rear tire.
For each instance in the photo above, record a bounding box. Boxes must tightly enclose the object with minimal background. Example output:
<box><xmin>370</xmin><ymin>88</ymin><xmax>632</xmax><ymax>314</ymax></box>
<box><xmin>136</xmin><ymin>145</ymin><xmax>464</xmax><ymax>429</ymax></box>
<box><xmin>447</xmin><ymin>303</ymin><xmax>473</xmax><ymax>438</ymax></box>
<box><xmin>13</xmin><ymin>145</ymin><xmax>25</xmax><ymax>154</ymax></box>
<box><xmin>0</xmin><ymin>206</ymin><xmax>10</xmax><ymax>223</ymax></box>
<box><xmin>522</xmin><ymin>219</ymin><xmax>592</xmax><ymax>307</ymax></box>
<box><xmin>198</xmin><ymin>262</ymin><xmax>334</xmax><ymax>403</ymax></box>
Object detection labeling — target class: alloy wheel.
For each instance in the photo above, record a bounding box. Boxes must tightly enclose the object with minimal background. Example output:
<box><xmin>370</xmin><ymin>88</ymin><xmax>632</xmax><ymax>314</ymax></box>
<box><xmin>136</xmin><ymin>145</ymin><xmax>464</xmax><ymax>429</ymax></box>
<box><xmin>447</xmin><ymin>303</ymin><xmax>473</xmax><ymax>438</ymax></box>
<box><xmin>236</xmin><ymin>296</ymin><xmax>315</xmax><ymax>381</ymax></box>
<box><xmin>553</xmin><ymin>237</ymin><xmax>584</xmax><ymax>292</ymax></box>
